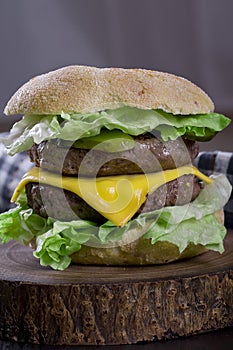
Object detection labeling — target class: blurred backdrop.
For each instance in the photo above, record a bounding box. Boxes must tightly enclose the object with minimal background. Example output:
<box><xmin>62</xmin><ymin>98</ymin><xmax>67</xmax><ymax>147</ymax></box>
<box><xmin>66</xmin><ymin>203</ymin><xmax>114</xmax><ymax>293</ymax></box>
<box><xmin>0</xmin><ymin>0</ymin><xmax>232</xmax><ymax>151</ymax></box>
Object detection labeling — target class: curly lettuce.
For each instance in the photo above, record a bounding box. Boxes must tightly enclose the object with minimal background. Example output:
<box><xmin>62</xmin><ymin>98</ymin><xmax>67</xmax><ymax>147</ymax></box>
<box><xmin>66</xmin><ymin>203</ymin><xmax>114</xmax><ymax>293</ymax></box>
<box><xmin>0</xmin><ymin>107</ymin><xmax>230</xmax><ymax>156</ymax></box>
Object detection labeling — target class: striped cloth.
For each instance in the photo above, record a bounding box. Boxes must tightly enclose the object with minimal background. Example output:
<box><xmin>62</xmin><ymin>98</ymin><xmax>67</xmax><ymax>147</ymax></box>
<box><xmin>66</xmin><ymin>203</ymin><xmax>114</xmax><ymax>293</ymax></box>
<box><xmin>0</xmin><ymin>136</ymin><xmax>232</xmax><ymax>229</ymax></box>
<box><xmin>194</xmin><ymin>151</ymin><xmax>233</xmax><ymax>229</ymax></box>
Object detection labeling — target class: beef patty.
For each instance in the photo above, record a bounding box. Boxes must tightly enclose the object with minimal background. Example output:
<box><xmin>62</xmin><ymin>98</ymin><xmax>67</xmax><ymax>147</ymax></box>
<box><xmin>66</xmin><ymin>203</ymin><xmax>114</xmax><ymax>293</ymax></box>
<box><xmin>28</xmin><ymin>134</ymin><xmax>199</xmax><ymax>177</ymax></box>
<box><xmin>25</xmin><ymin>175</ymin><xmax>201</xmax><ymax>224</ymax></box>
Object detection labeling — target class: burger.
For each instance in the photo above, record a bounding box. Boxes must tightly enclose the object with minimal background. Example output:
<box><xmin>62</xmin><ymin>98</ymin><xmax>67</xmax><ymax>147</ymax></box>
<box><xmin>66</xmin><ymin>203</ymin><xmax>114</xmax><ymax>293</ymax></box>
<box><xmin>0</xmin><ymin>65</ymin><xmax>231</xmax><ymax>270</ymax></box>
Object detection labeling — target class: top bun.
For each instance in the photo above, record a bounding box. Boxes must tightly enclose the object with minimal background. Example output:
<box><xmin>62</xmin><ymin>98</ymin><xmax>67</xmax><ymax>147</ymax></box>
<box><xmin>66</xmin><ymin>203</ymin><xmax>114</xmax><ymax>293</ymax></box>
<box><xmin>4</xmin><ymin>65</ymin><xmax>214</xmax><ymax>116</ymax></box>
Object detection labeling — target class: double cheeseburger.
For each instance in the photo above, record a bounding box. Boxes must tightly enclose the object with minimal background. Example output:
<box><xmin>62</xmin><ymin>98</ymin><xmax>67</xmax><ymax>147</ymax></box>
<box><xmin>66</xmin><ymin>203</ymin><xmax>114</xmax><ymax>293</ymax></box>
<box><xmin>0</xmin><ymin>65</ymin><xmax>231</xmax><ymax>270</ymax></box>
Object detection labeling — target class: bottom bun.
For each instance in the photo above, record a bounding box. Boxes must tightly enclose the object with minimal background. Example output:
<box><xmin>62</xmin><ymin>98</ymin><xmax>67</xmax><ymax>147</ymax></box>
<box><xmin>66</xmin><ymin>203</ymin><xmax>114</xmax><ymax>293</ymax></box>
<box><xmin>70</xmin><ymin>239</ymin><xmax>207</xmax><ymax>265</ymax></box>
<box><xmin>70</xmin><ymin>209</ymin><xmax>224</xmax><ymax>265</ymax></box>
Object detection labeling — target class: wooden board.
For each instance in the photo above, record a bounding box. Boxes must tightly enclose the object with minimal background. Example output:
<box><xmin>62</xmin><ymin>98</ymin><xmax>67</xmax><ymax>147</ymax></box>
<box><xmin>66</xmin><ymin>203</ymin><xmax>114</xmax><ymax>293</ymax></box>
<box><xmin>0</xmin><ymin>230</ymin><xmax>233</xmax><ymax>346</ymax></box>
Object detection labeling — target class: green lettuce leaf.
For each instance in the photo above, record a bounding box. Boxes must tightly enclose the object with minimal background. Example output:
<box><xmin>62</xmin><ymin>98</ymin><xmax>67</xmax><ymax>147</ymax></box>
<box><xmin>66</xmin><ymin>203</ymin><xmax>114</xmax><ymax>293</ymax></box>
<box><xmin>1</xmin><ymin>107</ymin><xmax>230</xmax><ymax>155</ymax></box>
<box><xmin>145</xmin><ymin>214</ymin><xmax>226</xmax><ymax>253</ymax></box>
<box><xmin>0</xmin><ymin>174</ymin><xmax>231</xmax><ymax>270</ymax></box>
<box><xmin>0</xmin><ymin>192</ymin><xmax>50</xmax><ymax>244</ymax></box>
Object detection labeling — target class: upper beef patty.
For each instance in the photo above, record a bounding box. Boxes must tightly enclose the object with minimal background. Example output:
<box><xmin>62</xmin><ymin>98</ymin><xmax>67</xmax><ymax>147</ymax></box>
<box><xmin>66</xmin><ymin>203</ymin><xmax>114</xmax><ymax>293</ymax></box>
<box><xmin>28</xmin><ymin>134</ymin><xmax>199</xmax><ymax>177</ymax></box>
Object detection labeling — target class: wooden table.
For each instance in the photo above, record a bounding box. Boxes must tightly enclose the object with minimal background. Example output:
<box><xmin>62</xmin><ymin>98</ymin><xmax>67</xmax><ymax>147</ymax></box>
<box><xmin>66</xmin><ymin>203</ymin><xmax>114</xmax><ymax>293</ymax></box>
<box><xmin>0</xmin><ymin>230</ymin><xmax>233</xmax><ymax>346</ymax></box>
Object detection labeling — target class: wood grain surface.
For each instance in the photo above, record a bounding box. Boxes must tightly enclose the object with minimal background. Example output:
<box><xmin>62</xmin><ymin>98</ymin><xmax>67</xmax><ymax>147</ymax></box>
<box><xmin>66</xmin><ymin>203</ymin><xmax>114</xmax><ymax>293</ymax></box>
<box><xmin>0</xmin><ymin>230</ymin><xmax>233</xmax><ymax>346</ymax></box>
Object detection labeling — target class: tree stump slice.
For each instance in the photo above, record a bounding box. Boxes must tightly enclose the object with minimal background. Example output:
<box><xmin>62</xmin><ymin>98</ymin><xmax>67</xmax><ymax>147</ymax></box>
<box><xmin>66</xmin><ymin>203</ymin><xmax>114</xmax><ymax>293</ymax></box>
<box><xmin>0</xmin><ymin>230</ymin><xmax>233</xmax><ymax>346</ymax></box>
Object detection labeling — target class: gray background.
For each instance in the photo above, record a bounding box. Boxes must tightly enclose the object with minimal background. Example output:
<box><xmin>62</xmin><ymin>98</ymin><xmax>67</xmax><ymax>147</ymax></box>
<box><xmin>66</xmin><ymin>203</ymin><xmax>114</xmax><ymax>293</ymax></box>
<box><xmin>0</xmin><ymin>0</ymin><xmax>232</xmax><ymax>151</ymax></box>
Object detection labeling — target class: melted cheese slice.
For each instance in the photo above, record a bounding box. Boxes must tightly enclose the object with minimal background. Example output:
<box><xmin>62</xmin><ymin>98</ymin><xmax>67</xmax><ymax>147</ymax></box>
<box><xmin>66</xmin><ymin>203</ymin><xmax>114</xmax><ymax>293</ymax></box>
<box><xmin>12</xmin><ymin>166</ymin><xmax>212</xmax><ymax>227</ymax></box>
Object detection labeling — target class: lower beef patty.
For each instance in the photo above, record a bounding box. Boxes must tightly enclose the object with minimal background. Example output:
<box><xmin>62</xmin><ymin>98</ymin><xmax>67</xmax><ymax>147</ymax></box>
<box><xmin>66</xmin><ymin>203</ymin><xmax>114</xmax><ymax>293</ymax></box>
<box><xmin>28</xmin><ymin>134</ymin><xmax>199</xmax><ymax>177</ymax></box>
<box><xmin>25</xmin><ymin>175</ymin><xmax>201</xmax><ymax>224</ymax></box>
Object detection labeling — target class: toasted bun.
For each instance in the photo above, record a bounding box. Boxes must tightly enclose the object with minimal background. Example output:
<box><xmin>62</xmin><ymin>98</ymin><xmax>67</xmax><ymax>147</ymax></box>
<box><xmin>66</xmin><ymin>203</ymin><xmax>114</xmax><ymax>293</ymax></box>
<box><xmin>70</xmin><ymin>239</ymin><xmax>207</xmax><ymax>265</ymax></box>
<box><xmin>70</xmin><ymin>209</ymin><xmax>224</xmax><ymax>265</ymax></box>
<box><xmin>4</xmin><ymin>65</ymin><xmax>214</xmax><ymax>116</ymax></box>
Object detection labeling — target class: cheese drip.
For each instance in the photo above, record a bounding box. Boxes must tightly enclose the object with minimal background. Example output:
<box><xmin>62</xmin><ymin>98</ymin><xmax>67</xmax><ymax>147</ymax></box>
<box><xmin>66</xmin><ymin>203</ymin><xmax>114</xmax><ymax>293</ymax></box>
<box><xmin>12</xmin><ymin>166</ymin><xmax>212</xmax><ymax>227</ymax></box>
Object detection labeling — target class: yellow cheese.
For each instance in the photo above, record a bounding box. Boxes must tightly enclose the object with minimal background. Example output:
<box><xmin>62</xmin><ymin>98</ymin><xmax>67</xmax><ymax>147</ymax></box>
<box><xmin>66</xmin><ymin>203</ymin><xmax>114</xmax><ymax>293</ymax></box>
<box><xmin>11</xmin><ymin>166</ymin><xmax>212</xmax><ymax>227</ymax></box>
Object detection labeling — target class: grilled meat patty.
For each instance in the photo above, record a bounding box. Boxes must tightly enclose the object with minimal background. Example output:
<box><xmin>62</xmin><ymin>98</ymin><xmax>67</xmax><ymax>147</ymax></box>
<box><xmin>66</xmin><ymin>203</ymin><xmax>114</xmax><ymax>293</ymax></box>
<box><xmin>28</xmin><ymin>134</ymin><xmax>199</xmax><ymax>177</ymax></box>
<box><xmin>25</xmin><ymin>175</ymin><xmax>201</xmax><ymax>223</ymax></box>
<box><xmin>26</xmin><ymin>134</ymin><xmax>200</xmax><ymax>223</ymax></box>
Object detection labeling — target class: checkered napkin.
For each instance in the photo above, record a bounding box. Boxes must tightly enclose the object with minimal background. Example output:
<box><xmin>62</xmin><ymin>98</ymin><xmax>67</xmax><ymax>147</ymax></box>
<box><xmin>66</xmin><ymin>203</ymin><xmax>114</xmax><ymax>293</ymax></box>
<box><xmin>0</xmin><ymin>135</ymin><xmax>232</xmax><ymax>229</ymax></box>
<box><xmin>0</xmin><ymin>141</ymin><xmax>32</xmax><ymax>212</ymax></box>
<box><xmin>194</xmin><ymin>151</ymin><xmax>233</xmax><ymax>229</ymax></box>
